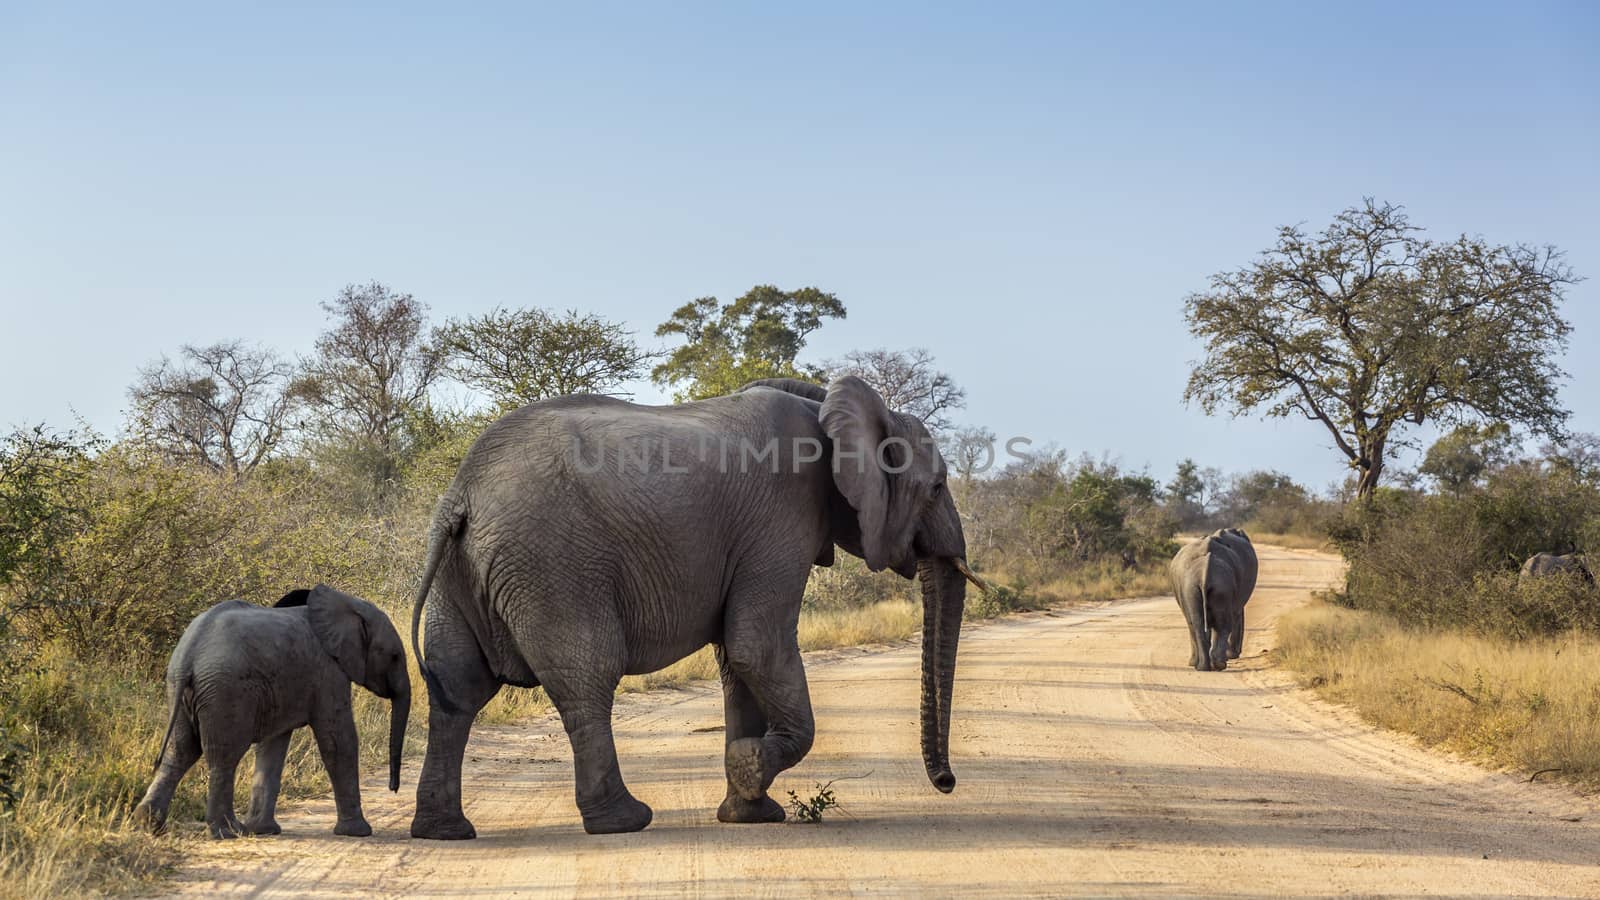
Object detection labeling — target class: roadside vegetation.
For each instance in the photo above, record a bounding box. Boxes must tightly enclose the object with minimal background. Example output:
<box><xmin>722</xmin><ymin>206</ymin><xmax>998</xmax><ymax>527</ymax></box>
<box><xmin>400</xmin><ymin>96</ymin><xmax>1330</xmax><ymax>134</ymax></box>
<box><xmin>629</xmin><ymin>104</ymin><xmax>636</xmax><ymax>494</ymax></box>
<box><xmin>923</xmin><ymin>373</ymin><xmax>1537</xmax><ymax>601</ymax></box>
<box><xmin>1276</xmin><ymin>434</ymin><xmax>1600</xmax><ymax>786</ymax></box>
<box><xmin>1178</xmin><ymin>199</ymin><xmax>1594</xmax><ymax>789</ymax></box>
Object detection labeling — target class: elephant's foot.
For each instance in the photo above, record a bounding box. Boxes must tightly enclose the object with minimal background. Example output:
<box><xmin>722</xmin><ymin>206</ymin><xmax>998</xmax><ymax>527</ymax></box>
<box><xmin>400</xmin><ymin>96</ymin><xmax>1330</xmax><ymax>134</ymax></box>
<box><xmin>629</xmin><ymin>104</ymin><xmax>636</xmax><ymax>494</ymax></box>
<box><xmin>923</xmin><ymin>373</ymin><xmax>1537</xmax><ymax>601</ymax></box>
<box><xmin>241</xmin><ymin>817</ymin><xmax>281</xmax><ymax>836</ymax></box>
<box><xmin>724</xmin><ymin>737</ymin><xmax>767</xmax><ymax>802</ymax></box>
<box><xmin>580</xmin><ymin>793</ymin><xmax>652</xmax><ymax>835</ymax></box>
<box><xmin>411</xmin><ymin>809</ymin><xmax>477</xmax><ymax>840</ymax></box>
<box><xmin>333</xmin><ymin>817</ymin><xmax>373</xmax><ymax>837</ymax></box>
<box><xmin>131</xmin><ymin>800</ymin><xmax>167</xmax><ymax>834</ymax></box>
<box><xmin>717</xmin><ymin>792</ymin><xmax>785</xmax><ymax>824</ymax></box>
<box><xmin>206</xmin><ymin>819</ymin><xmax>242</xmax><ymax>840</ymax></box>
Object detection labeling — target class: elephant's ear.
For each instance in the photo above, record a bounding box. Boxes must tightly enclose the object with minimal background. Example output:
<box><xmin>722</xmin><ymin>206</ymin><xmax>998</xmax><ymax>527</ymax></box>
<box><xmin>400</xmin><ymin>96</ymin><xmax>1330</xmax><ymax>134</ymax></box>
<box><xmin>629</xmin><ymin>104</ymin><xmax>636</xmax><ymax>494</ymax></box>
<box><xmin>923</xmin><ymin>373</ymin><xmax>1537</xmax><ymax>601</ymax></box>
<box><xmin>274</xmin><ymin>588</ymin><xmax>311</xmax><ymax>608</ymax></box>
<box><xmin>820</xmin><ymin>376</ymin><xmax>895</xmax><ymax>572</ymax></box>
<box><xmin>307</xmin><ymin>584</ymin><xmax>369</xmax><ymax>684</ymax></box>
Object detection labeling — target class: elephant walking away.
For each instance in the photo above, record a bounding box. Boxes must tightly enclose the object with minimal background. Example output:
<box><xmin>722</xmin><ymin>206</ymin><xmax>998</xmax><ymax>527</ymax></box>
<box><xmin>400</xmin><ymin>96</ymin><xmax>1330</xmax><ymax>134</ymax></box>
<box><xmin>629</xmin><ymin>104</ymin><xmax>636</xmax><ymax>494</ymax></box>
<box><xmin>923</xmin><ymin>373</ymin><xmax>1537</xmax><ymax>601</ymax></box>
<box><xmin>409</xmin><ymin>376</ymin><xmax>979</xmax><ymax>838</ymax></box>
<box><xmin>1169</xmin><ymin>529</ymin><xmax>1258</xmax><ymax>671</ymax></box>
<box><xmin>1212</xmin><ymin>528</ymin><xmax>1258</xmax><ymax>658</ymax></box>
<box><xmin>133</xmin><ymin>586</ymin><xmax>411</xmax><ymax>839</ymax></box>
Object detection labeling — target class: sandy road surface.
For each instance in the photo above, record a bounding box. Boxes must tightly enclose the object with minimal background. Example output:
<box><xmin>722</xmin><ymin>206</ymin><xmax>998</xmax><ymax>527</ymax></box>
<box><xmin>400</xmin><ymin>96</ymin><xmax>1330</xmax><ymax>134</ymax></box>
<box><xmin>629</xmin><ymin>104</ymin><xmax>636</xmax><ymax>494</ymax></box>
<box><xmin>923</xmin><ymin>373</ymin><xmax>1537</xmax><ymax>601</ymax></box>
<box><xmin>168</xmin><ymin>547</ymin><xmax>1600</xmax><ymax>898</ymax></box>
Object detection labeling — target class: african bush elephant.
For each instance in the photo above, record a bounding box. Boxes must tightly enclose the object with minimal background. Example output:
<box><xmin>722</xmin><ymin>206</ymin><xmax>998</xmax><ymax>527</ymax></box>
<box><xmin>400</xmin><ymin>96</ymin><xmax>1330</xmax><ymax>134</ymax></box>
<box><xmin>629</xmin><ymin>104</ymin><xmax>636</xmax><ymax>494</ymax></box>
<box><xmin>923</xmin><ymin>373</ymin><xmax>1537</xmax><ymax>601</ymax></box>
<box><xmin>1519</xmin><ymin>552</ymin><xmax>1593</xmax><ymax>584</ymax></box>
<box><xmin>1212</xmin><ymin>527</ymin><xmax>1258</xmax><ymax>658</ymax></box>
<box><xmin>409</xmin><ymin>375</ymin><xmax>977</xmax><ymax>838</ymax></box>
<box><xmin>133</xmin><ymin>585</ymin><xmax>411</xmax><ymax>839</ymax></box>
<box><xmin>1169</xmin><ymin>529</ymin><xmax>1258</xmax><ymax>671</ymax></box>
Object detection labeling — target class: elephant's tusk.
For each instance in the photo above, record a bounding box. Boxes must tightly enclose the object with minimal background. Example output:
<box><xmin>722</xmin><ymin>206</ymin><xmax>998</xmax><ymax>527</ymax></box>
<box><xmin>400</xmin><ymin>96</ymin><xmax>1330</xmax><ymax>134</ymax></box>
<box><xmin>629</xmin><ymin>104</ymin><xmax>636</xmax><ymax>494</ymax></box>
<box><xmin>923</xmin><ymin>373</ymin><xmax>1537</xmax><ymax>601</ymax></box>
<box><xmin>951</xmin><ymin>557</ymin><xmax>992</xmax><ymax>594</ymax></box>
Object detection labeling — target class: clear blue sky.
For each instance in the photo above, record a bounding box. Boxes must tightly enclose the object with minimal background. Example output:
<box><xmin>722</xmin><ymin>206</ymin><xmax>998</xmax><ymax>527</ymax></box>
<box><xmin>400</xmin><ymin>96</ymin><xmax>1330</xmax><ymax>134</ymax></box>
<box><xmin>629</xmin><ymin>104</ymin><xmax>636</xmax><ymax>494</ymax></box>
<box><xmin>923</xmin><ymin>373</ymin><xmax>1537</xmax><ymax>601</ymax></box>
<box><xmin>3</xmin><ymin>2</ymin><xmax>1596</xmax><ymax>491</ymax></box>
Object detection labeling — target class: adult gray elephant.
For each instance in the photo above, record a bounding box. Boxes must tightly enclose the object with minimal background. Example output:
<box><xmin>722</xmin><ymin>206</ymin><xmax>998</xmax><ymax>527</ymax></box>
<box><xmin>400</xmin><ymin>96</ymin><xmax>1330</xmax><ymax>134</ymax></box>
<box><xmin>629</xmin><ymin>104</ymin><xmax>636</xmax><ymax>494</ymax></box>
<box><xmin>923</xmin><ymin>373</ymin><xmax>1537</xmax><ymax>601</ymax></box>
<box><xmin>1169</xmin><ymin>530</ymin><xmax>1256</xmax><ymax>671</ymax></box>
<box><xmin>1519</xmin><ymin>552</ymin><xmax>1593</xmax><ymax>584</ymax></box>
<box><xmin>1212</xmin><ymin>528</ymin><xmax>1258</xmax><ymax>659</ymax></box>
<box><xmin>408</xmin><ymin>376</ymin><xmax>978</xmax><ymax>839</ymax></box>
<box><xmin>133</xmin><ymin>585</ymin><xmax>411</xmax><ymax>838</ymax></box>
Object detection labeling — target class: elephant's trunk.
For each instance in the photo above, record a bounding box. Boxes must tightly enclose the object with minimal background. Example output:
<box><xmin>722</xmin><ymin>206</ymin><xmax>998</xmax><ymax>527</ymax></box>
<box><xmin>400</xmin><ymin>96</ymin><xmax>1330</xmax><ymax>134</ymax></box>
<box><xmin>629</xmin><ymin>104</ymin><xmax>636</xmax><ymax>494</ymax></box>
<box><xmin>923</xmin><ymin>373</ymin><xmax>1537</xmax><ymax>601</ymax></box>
<box><xmin>388</xmin><ymin>670</ymin><xmax>411</xmax><ymax>793</ymax></box>
<box><xmin>917</xmin><ymin>558</ymin><xmax>966</xmax><ymax>793</ymax></box>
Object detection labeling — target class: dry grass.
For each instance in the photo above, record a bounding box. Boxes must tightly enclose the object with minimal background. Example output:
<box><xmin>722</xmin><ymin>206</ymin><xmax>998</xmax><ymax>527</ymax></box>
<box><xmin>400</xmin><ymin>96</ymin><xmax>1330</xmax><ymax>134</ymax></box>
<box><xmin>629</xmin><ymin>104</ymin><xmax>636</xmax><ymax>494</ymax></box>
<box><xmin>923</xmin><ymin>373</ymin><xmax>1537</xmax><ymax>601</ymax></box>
<box><xmin>0</xmin><ymin>779</ymin><xmax>176</xmax><ymax>900</ymax></box>
<box><xmin>1276</xmin><ymin>601</ymin><xmax>1600</xmax><ymax>788</ymax></box>
<box><xmin>981</xmin><ymin>559</ymin><xmax>1169</xmax><ymax>607</ymax></box>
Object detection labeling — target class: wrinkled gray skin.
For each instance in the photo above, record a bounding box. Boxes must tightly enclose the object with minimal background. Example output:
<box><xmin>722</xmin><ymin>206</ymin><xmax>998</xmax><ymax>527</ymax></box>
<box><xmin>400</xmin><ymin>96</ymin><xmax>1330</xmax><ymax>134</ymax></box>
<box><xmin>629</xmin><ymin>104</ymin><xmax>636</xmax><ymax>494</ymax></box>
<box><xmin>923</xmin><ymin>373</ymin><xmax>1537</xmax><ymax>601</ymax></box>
<box><xmin>1520</xmin><ymin>552</ymin><xmax>1593</xmax><ymax>584</ymax></box>
<box><xmin>1211</xmin><ymin>527</ymin><xmax>1258</xmax><ymax>659</ymax></box>
<box><xmin>409</xmin><ymin>376</ymin><xmax>971</xmax><ymax>838</ymax></box>
<box><xmin>1169</xmin><ymin>529</ymin><xmax>1258</xmax><ymax>671</ymax></box>
<box><xmin>133</xmin><ymin>585</ymin><xmax>411</xmax><ymax>839</ymax></box>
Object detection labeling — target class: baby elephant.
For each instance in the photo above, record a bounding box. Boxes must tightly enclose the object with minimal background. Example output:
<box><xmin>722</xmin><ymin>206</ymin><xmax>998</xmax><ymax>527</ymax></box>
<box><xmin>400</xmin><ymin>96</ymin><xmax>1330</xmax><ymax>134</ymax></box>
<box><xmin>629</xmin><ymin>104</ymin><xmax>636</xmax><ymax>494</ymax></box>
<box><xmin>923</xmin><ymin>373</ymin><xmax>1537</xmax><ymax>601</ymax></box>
<box><xmin>133</xmin><ymin>585</ymin><xmax>411</xmax><ymax>839</ymax></box>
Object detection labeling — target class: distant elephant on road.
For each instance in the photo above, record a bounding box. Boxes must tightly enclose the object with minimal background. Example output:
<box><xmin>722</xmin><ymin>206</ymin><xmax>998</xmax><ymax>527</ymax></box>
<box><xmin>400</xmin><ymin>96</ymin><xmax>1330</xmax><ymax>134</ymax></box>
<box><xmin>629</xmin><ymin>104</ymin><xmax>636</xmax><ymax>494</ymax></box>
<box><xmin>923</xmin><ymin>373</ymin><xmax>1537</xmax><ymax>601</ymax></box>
<box><xmin>1519</xmin><ymin>552</ymin><xmax>1593</xmax><ymax>585</ymax></box>
<box><xmin>134</xmin><ymin>586</ymin><xmax>411</xmax><ymax>839</ymax></box>
<box><xmin>1169</xmin><ymin>529</ymin><xmax>1258</xmax><ymax>671</ymax></box>
<box><xmin>409</xmin><ymin>375</ymin><xmax>978</xmax><ymax>839</ymax></box>
<box><xmin>1212</xmin><ymin>528</ymin><xmax>1258</xmax><ymax>659</ymax></box>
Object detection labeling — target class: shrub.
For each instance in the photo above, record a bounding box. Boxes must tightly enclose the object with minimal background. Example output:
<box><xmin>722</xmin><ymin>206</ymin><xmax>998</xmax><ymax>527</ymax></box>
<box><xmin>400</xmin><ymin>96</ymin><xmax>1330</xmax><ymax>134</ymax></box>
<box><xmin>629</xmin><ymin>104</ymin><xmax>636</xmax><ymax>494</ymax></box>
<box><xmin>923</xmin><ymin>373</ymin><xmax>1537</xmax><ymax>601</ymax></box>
<box><xmin>1332</xmin><ymin>460</ymin><xmax>1600</xmax><ymax>637</ymax></box>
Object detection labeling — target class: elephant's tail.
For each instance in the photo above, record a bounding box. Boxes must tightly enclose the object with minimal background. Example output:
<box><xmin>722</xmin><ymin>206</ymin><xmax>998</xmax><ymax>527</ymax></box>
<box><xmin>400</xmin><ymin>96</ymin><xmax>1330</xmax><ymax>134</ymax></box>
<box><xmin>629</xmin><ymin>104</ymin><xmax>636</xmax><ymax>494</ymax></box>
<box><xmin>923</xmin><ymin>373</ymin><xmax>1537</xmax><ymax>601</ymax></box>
<box><xmin>413</xmin><ymin>494</ymin><xmax>468</xmax><ymax>715</ymax></box>
<box><xmin>151</xmin><ymin>677</ymin><xmax>193</xmax><ymax>773</ymax></box>
<box><xmin>1199</xmin><ymin>554</ymin><xmax>1211</xmax><ymax>638</ymax></box>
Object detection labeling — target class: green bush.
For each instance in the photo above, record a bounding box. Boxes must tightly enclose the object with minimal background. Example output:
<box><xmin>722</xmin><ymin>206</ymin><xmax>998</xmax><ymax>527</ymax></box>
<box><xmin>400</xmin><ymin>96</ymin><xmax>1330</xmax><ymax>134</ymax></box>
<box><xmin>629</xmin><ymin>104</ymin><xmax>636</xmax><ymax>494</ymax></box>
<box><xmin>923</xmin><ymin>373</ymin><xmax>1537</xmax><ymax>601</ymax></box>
<box><xmin>1333</xmin><ymin>460</ymin><xmax>1600</xmax><ymax>637</ymax></box>
<box><xmin>965</xmin><ymin>583</ymin><xmax>1030</xmax><ymax>620</ymax></box>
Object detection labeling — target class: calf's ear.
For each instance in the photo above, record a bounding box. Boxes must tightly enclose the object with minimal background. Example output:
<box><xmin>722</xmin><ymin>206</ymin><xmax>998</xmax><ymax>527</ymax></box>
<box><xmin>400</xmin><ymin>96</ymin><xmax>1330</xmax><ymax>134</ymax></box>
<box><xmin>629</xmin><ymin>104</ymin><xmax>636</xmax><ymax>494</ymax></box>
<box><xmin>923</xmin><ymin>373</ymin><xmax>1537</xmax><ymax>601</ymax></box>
<box><xmin>307</xmin><ymin>584</ymin><xmax>369</xmax><ymax>684</ymax></box>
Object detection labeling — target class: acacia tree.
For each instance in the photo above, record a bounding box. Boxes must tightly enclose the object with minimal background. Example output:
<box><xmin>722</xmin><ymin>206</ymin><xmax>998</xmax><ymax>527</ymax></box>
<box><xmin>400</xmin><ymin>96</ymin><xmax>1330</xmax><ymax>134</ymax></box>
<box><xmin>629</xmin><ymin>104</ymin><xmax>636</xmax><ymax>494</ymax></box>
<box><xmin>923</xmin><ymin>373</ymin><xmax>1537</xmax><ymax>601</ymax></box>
<box><xmin>825</xmin><ymin>347</ymin><xmax>966</xmax><ymax>432</ymax></box>
<box><xmin>943</xmin><ymin>425</ymin><xmax>997</xmax><ymax>486</ymax></box>
<box><xmin>1184</xmin><ymin>200</ymin><xmax>1577</xmax><ymax>498</ymax></box>
<box><xmin>652</xmin><ymin>285</ymin><xmax>845</xmax><ymax>400</ymax></box>
<box><xmin>1419</xmin><ymin>422</ymin><xmax>1517</xmax><ymax>495</ymax></box>
<box><xmin>128</xmin><ymin>341</ymin><xmax>295</xmax><ymax>475</ymax></box>
<box><xmin>293</xmin><ymin>282</ymin><xmax>444</xmax><ymax>487</ymax></box>
<box><xmin>437</xmin><ymin>307</ymin><xmax>655</xmax><ymax>410</ymax></box>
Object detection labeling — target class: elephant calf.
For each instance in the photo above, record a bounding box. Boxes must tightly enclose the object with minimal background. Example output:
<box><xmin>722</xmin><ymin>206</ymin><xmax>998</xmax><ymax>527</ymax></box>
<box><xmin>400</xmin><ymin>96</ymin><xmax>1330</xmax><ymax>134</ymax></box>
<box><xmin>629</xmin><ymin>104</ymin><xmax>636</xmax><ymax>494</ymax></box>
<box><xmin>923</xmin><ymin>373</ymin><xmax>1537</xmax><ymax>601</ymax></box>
<box><xmin>133</xmin><ymin>585</ymin><xmax>411</xmax><ymax>839</ymax></box>
<box><xmin>1169</xmin><ymin>529</ymin><xmax>1258</xmax><ymax>671</ymax></box>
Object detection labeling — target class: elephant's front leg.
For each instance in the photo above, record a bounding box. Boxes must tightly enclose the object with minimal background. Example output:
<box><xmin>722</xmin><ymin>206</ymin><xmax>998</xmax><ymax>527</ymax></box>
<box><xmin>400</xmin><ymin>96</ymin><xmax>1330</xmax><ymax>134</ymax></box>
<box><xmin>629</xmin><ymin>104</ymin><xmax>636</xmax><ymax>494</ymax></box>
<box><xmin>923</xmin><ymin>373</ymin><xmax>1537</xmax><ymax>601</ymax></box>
<box><xmin>311</xmin><ymin>707</ymin><xmax>371</xmax><ymax>837</ymax></box>
<box><xmin>720</xmin><ymin>627</ymin><xmax>815</xmax><ymax>817</ymax></box>
<box><xmin>242</xmin><ymin>730</ymin><xmax>291</xmax><ymax>835</ymax></box>
<box><xmin>714</xmin><ymin>645</ymin><xmax>784</xmax><ymax>824</ymax></box>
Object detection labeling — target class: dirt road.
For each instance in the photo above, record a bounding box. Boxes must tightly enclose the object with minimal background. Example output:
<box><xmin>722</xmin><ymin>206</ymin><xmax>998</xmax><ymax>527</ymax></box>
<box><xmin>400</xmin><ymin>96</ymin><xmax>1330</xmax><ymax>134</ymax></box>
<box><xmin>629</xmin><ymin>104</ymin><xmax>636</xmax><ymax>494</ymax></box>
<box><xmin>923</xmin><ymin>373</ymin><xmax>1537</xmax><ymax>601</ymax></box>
<box><xmin>168</xmin><ymin>547</ymin><xmax>1600</xmax><ymax>897</ymax></box>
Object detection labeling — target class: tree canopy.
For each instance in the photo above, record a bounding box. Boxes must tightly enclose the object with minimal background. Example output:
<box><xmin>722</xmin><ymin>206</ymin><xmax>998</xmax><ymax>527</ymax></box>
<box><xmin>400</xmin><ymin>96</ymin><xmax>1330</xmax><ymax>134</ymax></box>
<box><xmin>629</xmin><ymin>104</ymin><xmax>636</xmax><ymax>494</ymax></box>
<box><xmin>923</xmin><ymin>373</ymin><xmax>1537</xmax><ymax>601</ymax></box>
<box><xmin>825</xmin><ymin>347</ymin><xmax>966</xmax><ymax>432</ymax></box>
<box><xmin>128</xmin><ymin>341</ymin><xmax>295</xmax><ymax>476</ymax></box>
<box><xmin>437</xmin><ymin>307</ymin><xmax>655</xmax><ymax>410</ymax></box>
<box><xmin>1184</xmin><ymin>199</ymin><xmax>1578</xmax><ymax>497</ymax></box>
<box><xmin>652</xmin><ymin>285</ymin><xmax>845</xmax><ymax>400</ymax></box>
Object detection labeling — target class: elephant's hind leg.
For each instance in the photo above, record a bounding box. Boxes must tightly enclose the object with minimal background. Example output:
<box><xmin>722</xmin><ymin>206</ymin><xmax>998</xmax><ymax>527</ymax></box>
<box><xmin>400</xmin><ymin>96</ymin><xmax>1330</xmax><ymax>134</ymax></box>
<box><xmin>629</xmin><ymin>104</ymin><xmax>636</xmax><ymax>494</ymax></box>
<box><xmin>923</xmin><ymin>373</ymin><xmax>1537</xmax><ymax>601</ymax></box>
<box><xmin>1228</xmin><ymin>606</ymin><xmax>1245</xmax><ymax>659</ymax></box>
<box><xmin>528</xmin><ymin>630</ymin><xmax>651</xmax><ymax>833</ymax></box>
<box><xmin>412</xmin><ymin>604</ymin><xmax>501</xmax><ymax>841</ymax></box>
<box><xmin>242</xmin><ymin>730</ymin><xmax>291</xmax><ymax>835</ymax></box>
<box><xmin>133</xmin><ymin>708</ymin><xmax>201</xmax><ymax>833</ymax></box>
<box><xmin>199</xmin><ymin>723</ymin><xmax>250</xmax><ymax>839</ymax></box>
<box><xmin>714</xmin><ymin>645</ymin><xmax>784</xmax><ymax>824</ymax></box>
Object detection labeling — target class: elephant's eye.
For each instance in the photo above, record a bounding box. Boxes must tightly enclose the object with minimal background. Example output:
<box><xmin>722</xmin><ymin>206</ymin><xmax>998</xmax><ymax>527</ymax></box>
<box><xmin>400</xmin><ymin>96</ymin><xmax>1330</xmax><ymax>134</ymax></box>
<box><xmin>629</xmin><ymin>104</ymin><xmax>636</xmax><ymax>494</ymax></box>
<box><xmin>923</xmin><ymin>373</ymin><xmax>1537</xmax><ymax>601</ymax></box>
<box><xmin>931</xmin><ymin>481</ymin><xmax>945</xmax><ymax>498</ymax></box>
